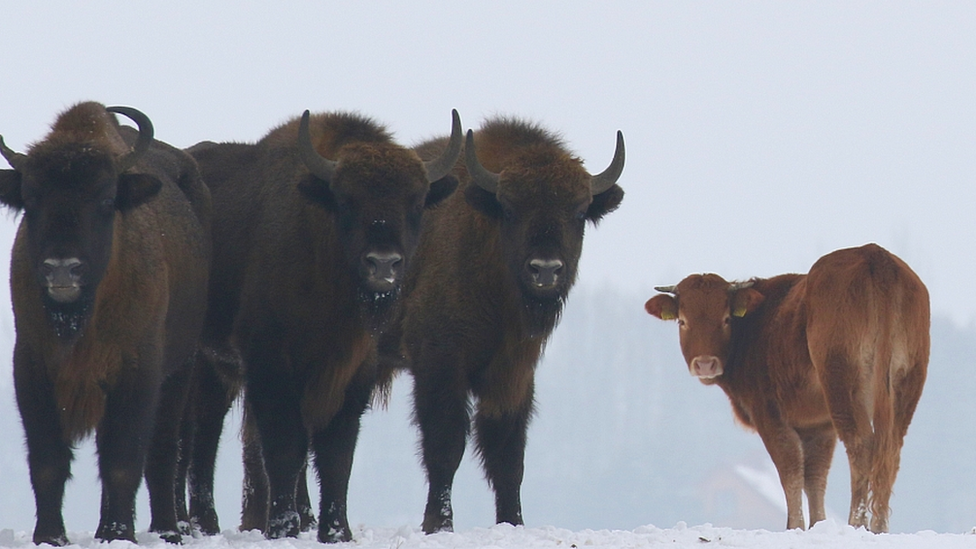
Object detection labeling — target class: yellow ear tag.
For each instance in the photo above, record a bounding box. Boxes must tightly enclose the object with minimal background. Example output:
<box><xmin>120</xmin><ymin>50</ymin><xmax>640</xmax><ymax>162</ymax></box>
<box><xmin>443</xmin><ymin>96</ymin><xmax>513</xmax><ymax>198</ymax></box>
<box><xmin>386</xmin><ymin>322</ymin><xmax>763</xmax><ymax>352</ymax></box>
<box><xmin>732</xmin><ymin>305</ymin><xmax>747</xmax><ymax>318</ymax></box>
<box><xmin>661</xmin><ymin>310</ymin><xmax>677</xmax><ymax>321</ymax></box>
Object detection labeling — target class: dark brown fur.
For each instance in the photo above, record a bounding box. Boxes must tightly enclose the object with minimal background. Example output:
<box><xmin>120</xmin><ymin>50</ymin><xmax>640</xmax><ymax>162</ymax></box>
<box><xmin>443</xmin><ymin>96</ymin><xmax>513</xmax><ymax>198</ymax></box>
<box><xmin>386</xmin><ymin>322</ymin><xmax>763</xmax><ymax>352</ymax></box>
<box><xmin>183</xmin><ymin>111</ymin><xmax>458</xmax><ymax>543</ymax></box>
<box><xmin>644</xmin><ymin>243</ymin><xmax>929</xmax><ymax>533</ymax></box>
<box><xmin>0</xmin><ymin>102</ymin><xmax>211</xmax><ymax>544</ymax></box>
<box><xmin>385</xmin><ymin>117</ymin><xmax>624</xmax><ymax>533</ymax></box>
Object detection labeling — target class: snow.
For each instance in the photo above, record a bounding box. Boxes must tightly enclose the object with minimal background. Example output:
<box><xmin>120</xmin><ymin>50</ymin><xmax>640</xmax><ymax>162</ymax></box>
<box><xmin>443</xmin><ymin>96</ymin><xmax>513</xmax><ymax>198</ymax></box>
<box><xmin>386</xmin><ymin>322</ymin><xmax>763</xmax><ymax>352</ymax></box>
<box><xmin>0</xmin><ymin>521</ymin><xmax>974</xmax><ymax>549</ymax></box>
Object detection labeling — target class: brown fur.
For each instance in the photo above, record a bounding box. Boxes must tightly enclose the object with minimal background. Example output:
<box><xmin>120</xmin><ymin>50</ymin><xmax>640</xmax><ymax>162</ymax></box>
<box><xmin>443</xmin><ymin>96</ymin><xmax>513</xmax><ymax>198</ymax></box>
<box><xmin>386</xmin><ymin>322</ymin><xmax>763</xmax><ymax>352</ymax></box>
<box><xmin>1</xmin><ymin>101</ymin><xmax>211</xmax><ymax>544</ymax></box>
<box><xmin>645</xmin><ymin>243</ymin><xmax>929</xmax><ymax>533</ymax></box>
<box><xmin>184</xmin><ymin>110</ymin><xmax>459</xmax><ymax>542</ymax></box>
<box><xmin>391</xmin><ymin>117</ymin><xmax>624</xmax><ymax>533</ymax></box>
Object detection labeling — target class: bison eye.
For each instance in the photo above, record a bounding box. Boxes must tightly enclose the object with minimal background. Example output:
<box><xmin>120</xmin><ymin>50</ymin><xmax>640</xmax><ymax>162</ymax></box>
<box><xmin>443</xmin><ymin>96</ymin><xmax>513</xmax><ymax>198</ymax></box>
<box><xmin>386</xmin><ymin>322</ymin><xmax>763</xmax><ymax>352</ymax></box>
<box><xmin>677</xmin><ymin>319</ymin><xmax>686</xmax><ymax>328</ymax></box>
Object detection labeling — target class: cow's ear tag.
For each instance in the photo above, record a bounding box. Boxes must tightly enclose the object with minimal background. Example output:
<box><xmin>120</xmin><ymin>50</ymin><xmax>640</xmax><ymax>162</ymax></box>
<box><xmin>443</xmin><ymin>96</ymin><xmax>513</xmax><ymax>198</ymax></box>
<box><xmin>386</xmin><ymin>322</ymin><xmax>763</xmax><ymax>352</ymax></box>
<box><xmin>732</xmin><ymin>305</ymin><xmax>747</xmax><ymax>318</ymax></box>
<box><xmin>660</xmin><ymin>310</ymin><xmax>677</xmax><ymax>321</ymax></box>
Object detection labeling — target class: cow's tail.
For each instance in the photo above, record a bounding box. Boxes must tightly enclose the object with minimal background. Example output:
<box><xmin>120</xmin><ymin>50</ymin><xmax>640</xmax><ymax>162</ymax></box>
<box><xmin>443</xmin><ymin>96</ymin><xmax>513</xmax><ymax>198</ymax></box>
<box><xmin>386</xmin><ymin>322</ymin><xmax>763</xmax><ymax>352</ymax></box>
<box><xmin>867</xmin><ymin>272</ymin><xmax>898</xmax><ymax>531</ymax></box>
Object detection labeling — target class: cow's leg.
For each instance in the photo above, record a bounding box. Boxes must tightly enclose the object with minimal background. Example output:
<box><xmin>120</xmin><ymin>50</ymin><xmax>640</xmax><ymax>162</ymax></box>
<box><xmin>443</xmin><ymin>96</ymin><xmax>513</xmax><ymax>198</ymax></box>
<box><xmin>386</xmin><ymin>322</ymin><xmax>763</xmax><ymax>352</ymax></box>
<box><xmin>818</xmin><ymin>350</ymin><xmax>873</xmax><ymax>530</ymax></box>
<box><xmin>297</xmin><ymin>461</ymin><xmax>317</xmax><ymax>532</ymax></box>
<box><xmin>174</xmin><ymin>390</ymin><xmax>192</xmax><ymax>531</ymax></box>
<box><xmin>146</xmin><ymin>359</ymin><xmax>194</xmax><ymax>543</ymax></box>
<box><xmin>14</xmin><ymin>348</ymin><xmax>72</xmax><ymax>546</ymax></box>
<box><xmin>245</xmin><ymin>347</ymin><xmax>307</xmax><ymax>540</ymax></box>
<box><xmin>473</xmin><ymin>390</ymin><xmax>533</xmax><ymax>527</ymax></box>
<box><xmin>413</xmin><ymin>353</ymin><xmax>470</xmax><ymax>534</ymax></box>
<box><xmin>95</xmin><ymin>366</ymin><xmax>161</xmax><ymax>543</ymax></box>
<box><xmin>187</xmin><ymin>348</ymin><xmax>241</xmax><ymax>535</ymax></box>
<box><xmin>798</xmin><ymin>425</ymin><xmax>837</xmax><ymax>527</ymax></box>
<box><xmin>309</xmin><ymin>369</ymin><xmax>373</xmax><ymax>543</ymax></box>
<box><xmin>756</xmin><ymin>422</ymin><xmax>806</xmax><ymax>530</ymax></box>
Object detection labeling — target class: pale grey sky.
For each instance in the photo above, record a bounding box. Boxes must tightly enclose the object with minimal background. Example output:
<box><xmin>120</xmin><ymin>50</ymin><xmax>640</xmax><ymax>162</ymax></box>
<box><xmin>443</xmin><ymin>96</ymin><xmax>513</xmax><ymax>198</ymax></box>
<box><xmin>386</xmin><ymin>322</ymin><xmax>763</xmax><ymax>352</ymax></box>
<box><xmin>2</xmin><ymin>2</ymin><xmax>974</xmax><ymax>323</ymax></box>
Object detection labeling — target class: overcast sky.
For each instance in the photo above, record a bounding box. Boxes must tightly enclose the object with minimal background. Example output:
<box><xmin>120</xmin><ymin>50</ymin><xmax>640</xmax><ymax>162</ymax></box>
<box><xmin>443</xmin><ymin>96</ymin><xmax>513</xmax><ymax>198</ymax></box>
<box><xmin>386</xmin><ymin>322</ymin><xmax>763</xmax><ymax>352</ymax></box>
<box><xmin>1</xmin><ymin>1</ymin><xmax>974</xmax><ymax>328</ymax></box>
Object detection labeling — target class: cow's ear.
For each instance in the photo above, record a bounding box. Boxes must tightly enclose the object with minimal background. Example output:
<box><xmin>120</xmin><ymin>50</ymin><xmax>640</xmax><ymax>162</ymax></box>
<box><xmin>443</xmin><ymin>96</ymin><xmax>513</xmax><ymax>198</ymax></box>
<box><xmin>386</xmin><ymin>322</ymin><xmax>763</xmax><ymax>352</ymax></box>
<box><xmin>116</xmin><ymin>173</ymin><xmax>163</xmax><ymax>211</ymax></box>
<box><xmin>730</xmin><ymin>288</ymin><xmax>765</xmax><ymax>318</ymax></box>
<box><xmin>425</xmin><ymin>175</ymin><xmax>459</xmax><ymax>209</ymax></box>
<box><xmin>645</xmin><ymin>294</ymin><xmax>678</xmax><ymax>320</ymax></box>
<box><xmin>0</xmin><ymin>170</ymin><xmax>24</xmax><ymax>211</ymax></box>
<box><xmin>464</xmin><ymin>181</ymin><xmax>502</xmax><ymax>218</ymax></box>
<box><xmin>298</xmin><ymin>174</ymin><xmax>337</xmax><ymax>210</ymax></box>
<box><xmin>586</xmin><ymin>184</ymin><xmax>624</xmax><ymax>224</ymax></box>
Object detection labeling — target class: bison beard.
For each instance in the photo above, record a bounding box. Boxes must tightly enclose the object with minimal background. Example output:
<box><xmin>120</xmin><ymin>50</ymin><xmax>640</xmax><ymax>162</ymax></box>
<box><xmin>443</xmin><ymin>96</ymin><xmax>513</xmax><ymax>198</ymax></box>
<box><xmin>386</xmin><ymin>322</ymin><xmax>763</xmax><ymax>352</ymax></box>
<box><xmin>357</xmin><ymin>286</ymin><xmax>400</xmax><ymax>333</ymax></box>
<box><xmin>518</xmin><ymin>289</ymin><xmax>565</xmax><ymax>338</ymax></box>
<box><xmin>42</xmin><ymin>292</ymin><xmax>93</xmax><ymax>340</ymax></box>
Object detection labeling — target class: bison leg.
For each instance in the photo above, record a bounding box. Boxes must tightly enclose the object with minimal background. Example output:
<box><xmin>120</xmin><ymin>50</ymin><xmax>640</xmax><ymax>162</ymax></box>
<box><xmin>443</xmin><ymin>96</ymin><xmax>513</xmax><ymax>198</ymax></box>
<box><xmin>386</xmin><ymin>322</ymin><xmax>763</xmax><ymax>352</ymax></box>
<box><xmin>413</xmin><ymin>360</ymin><xmax>471</xmax><ymax>534</ymax></box>
<box><xmin>95</xmin><ymin>369</ymin><xmax>161</xmax><ymax>543</ymax></box>
<box><xmin>239</xmin><ymin>406</ymin><xmax>314</xmax><ymax>534</ymax></box>
<box><xmin>309</xmin><ymin>371</ymin><xmax>373</xmax><ymax>543</ymax></box>
<box><xmin>756</xmin><ymin>422</ymin><xmax>806</xmax><ymax>530</ymax></box>
<box><xmin>14</xmin><ymin>350</ymin><xmax>72</xmax><ymax>546</ymax></box>
<box><xmin>798</xmin><ymin>425</ymin><xmax>837</xmax><ymax>527</ymax></box>
<box><xmin>146</xmin><ymin>360</ymin><xmax>194</xmax><ymax>543</ymax></box>
<box><xmin>474</xmin><ymin>391</ymin><xmax>533</xmax><ymax>527</ymax></box>
<box><xmin>186</xmin><ymin>350</ymin><xmax>241</xmax><ymax>535</ymax></box>
<box><xmin>245</xmin><ymin>352</ymin><xmax>307</xmax><ymax>540</ymax></box>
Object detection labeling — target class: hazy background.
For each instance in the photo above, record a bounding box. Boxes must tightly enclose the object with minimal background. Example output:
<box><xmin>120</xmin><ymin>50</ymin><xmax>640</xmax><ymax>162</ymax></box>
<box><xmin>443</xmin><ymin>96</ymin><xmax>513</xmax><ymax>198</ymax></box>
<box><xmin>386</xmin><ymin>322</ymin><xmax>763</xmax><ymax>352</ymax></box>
<box><xmin>1</xmin><ymin>0</ymin><xmax>974</xmax><ymax>536</ymax></box>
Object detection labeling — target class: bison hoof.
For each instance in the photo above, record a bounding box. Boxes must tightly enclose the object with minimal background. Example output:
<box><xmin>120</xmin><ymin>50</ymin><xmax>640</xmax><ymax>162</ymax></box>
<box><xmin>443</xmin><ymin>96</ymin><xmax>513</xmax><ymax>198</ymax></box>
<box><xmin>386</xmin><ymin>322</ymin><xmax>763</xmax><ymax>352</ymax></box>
<box><xmin>422</xmin><ymin>516</ymin><xmax>454</xmax><ymax>535</ymax></box>
<box><xmin>95</xmin><ymin>521</ymin><xmax>136</xmax><ymax>543</ymax></box>
<box><xmin>156</xmin><ymin>529</ymin><xmax>184</xmax><ymax>544</ymax></box>
<box><xmin>32</xmin><ymin>532</ymin><xmax>68</xmax><ymax>547</ymax></box>
<box><xmin>318</xmin><ymin>524</ymin><xmax>352</xmax><ymax>544</ymax></box>
<box><xmin>191</xmin><ymin>510</ymin><xmax>221</xmax><ymax>536</ymax></box>
<box><xmin>265</xmin><ymin>511</ymin><xmax>301</xmax><ymax>539</ymax></box>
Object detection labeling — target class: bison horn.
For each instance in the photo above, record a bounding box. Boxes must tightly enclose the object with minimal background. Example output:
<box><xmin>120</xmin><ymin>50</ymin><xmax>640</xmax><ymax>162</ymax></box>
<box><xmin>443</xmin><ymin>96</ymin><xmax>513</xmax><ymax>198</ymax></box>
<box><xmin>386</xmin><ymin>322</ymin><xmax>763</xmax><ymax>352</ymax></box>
<box><xmin>728</xmin><ymin>280</ymin><xmax>755</xmax><ymax>293</ymax></box>
<box><xmin>589</xmin><ymin>130</ymin><xmax>625</xmax><ymax>196</ymax></box>
<box><xmin>106</xmin><ymin>106</ymin><xmax>154</xmax><ymax>173</ymax></box>
<box><xmin>298</xmin><ymin>110</ymin><xmax>337</xmax><ymax>183</ymax></box>
<box><xmin>423</xmin><ymin>109</ymin><xmax>463</xmax><ymax>183</ymax></box>
<box><xmin>465</xmin><ymin>129</ymin><xmax>500</xmax><ymax>194</ymax></box>
<box><xmin>0</xmin><ymin>135</ymin><xmax>27</xmax><ymax>171</ymax></box>
<box><xmin>654</xmin><ymin>285</ymin><xmax>677</xmax><ymax>294</ymax></box>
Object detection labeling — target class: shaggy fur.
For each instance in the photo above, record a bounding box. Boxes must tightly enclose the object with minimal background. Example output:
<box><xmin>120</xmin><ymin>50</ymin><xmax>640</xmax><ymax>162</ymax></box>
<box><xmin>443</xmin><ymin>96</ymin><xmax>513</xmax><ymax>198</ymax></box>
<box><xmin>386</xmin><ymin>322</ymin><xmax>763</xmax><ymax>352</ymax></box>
<box><xmin>182</xmin><ymin>110</ymin><xmax>459</xmax><ymax>543</ymax></box>
<box><xmin>0</xmin><ymin>102</ymin><xmax>211</xmax><ymax>545</ymax></box>
<box><xmin>381</xmin><ymin>117</ymin><xmax>625</xmax><ymax>533</ymax></box>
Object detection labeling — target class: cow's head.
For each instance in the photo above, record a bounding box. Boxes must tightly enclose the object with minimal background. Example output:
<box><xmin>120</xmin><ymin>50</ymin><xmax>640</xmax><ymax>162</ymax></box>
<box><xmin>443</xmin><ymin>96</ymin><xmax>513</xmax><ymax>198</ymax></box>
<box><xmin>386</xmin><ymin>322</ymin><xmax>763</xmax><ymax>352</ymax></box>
<box><xmin>0</xmin><ymin>104</ymin><xmax>161</xmax><ymax>339</ymax></box>
<box><xmin>296</xmin><ymin>110</ymin><xmax>461</xmax><ymax>322</ymax></box>
<box><xmin>464</xmin><ymin>128</ymin><xmax>624</xmax><ymax>335</ymax></box>
<box><xmin>644</xmin><ymin>274</ymin><xmax>765</xmax><ymax>384</ymax></box>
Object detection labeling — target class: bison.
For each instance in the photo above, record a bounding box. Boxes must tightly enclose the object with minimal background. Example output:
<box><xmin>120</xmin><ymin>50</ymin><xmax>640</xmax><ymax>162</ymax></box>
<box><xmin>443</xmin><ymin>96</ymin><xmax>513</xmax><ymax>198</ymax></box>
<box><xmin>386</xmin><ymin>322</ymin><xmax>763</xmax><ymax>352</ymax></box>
<box><xmin>0</xmin><ymin>102</ymin><xmax>211</xmax><ymax>544</ymax></box>
<box><xmin>382</xmin><ymin>118</ymin><xmax>625</xmax><ymax>533</ymax></box>
<box><xmin>182</xmin><ymin>109</ymin><xmax>462</xmax><ymax>542</ymax></box>
<box><xmin>644</xmin><ymin>243</ymin><xmax>929</xmax><ymax>533</ymax></box>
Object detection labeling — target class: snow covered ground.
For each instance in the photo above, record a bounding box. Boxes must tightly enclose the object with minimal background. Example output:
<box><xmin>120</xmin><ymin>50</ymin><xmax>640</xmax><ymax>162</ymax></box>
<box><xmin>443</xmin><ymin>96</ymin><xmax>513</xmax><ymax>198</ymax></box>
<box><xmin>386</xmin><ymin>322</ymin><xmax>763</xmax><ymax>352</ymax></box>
<box><xmin>2</xmin><ymin>521</ymin><xmax>975</xmax><ymax>549</ymax></box>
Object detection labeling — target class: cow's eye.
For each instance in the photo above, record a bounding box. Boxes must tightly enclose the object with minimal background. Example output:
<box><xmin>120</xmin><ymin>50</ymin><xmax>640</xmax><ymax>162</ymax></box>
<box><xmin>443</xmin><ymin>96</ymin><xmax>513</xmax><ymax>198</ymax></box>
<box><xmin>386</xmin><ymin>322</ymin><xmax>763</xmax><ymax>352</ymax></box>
<box><xmin>677</xmin><ymin>319</ymin><xmax>686</xmax><ymax>328</ymax></box>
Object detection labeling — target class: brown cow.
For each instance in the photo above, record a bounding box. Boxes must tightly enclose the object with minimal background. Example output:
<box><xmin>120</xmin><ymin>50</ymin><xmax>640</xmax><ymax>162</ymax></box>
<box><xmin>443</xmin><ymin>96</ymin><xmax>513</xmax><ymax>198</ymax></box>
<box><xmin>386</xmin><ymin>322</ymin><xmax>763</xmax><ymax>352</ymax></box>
<box><xmin>0</xmin><ymin>102</ymin><xmax>211</xmax><ymax>544</ymax></box>
<box><xmin>381</xmin><ymin>118</ymin><xmax>625</xmax><ymax>533</ymax></box>
<box><xmin>644</xmin><ymin>243</ymin><xmax>929</xmax><ymax>533</ymax></box>
<box><xmin>183</xmin><ymin>109</ymin><xmax>462</xmax><ymax>543</ymax></box>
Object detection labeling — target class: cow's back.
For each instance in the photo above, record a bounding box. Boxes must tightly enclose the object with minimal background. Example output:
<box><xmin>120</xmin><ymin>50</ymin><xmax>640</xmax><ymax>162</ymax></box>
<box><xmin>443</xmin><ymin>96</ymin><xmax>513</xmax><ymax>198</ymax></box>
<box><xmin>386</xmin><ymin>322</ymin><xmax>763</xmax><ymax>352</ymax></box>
<box><xmin>804</xmin><ymin>243</ymin><xmax>929</xmax><ymax>383</ymax></box>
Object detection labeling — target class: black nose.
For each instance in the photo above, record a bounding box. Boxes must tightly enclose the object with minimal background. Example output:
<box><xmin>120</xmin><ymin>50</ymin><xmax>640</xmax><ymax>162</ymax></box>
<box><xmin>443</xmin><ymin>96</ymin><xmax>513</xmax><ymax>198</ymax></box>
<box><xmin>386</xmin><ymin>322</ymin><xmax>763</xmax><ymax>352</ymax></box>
<box><xmin>41</xmin><ymin>258</ymin><xmax>86</xmax><ymax>286</ymax></box>
<box><xmin>527</xmin><ymin>258</ymin><xmax>564</xmax><ymax>288</ymax></box>
<box><xmin>365</xmin><ymin>251</ymin><xmax>403</xmax><ymax>284</ymax></box>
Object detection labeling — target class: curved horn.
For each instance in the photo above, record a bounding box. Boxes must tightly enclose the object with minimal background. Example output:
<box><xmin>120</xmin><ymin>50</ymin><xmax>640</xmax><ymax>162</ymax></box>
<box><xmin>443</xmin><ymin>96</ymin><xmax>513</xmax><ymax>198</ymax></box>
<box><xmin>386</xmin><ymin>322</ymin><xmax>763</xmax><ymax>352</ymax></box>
<box><xmin>654</xmin><ymin>285</ymin><xmax>677</xmax><ymax>294</ymax></box>
<box><xmin>423</xmin><ymin>109</ymin><xmax>462</xmax><ymax>183</ymax></box>
<box><xmin>465</xmin><ymin>129</ymin><xmax>499</xmax><ymax>194</ymax></box>
<box><xmin>106</xmin><ymin>106</ymin><xmax>154</xmax><ymax>173</ymax></box>
<box><xmin>589</xmin><ymin>130</ymin><xmax>625</xmax><ymax>195</ymax></box>
<box><xmin>0</xmin><ymin>135</ymin><xmax>27</xmax><ymax>171</ymax></box>
<box><xmin>298</xmin><ymin>110</ymin><xmax>337</xmax><ymax>183</ymax></box>
<box><xmin>728</xmin><ymin>280</ymin><xmax>755</xmax><ymax>293</ymax></box>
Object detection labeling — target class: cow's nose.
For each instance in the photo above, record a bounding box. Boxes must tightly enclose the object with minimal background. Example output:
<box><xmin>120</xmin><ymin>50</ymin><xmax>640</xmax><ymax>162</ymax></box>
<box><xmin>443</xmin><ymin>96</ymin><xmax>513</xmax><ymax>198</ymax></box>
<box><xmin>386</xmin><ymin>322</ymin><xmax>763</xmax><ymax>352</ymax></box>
<box><xmin>365</xmin><ymin>251</ymin><xmax>403</xmax><ymax>284</ymax></box>
<box><xmin>691</xmin><ymin>356</ymin><xmax>723</xmax><ymax>379</ymax></box>
<box><xmin>528</xmin><ymin>258</ymin><xmax>564</xmax><ymax>287</ymax></box>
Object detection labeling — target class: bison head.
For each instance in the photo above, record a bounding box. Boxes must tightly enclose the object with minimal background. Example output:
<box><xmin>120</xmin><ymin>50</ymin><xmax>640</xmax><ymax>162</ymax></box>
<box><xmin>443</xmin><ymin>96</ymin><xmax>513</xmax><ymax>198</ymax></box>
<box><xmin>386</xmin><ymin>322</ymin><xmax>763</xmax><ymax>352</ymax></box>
<box><xmin>464</xmin><ymin>128</ymin><xmax>624</xmax><ymax>336</ymax></box>
<box><xmin>645</xmin><ymin>274</ymin><xmax>765</xmax><ymax>384</ymax></box>
<box><xmin>0</xmin><ymin>104</ymin><xmax>161</xmax><ymax>339</ymax></box>
<box><xmin>296</xmin><ymin>110</ymin><xmax>461</xmax><ymax>324</ymax></box>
